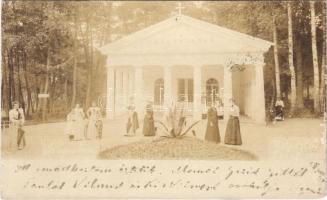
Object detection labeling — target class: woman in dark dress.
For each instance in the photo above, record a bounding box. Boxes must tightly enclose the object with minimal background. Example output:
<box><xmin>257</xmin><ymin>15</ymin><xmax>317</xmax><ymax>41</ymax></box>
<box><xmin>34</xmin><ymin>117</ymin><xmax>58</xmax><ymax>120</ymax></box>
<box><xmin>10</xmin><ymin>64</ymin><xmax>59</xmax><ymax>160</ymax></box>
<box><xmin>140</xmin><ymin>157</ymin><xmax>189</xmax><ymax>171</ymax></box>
<box><xmin>205</xmin><ymin>105</ymin><xmax>220</xmax><ymax>143</ymax></box>
<box><xmin>274</xmin><ymin>98</ymin><xmax>285</xmax><ymax>121</ymax></box>
<box><xmin>143</xmin><ymin>103</ymin><xmax>155</xmax><ymax>136</ymax></box>
<box><xmin>224</xmin><ymin>99</ymin><xmax>242</xmax><ymax>145</ymax></box>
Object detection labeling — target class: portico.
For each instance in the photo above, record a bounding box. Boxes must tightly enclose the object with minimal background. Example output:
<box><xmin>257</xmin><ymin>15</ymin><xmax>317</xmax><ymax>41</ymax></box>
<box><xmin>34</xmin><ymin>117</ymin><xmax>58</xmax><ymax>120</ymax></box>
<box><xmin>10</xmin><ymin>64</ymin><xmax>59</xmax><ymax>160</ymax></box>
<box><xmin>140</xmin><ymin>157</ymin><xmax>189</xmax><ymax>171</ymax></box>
<box><xmin>100</xmin><ymin>14</ymin><xmax>272</xmax><ymax>124</ymax></box>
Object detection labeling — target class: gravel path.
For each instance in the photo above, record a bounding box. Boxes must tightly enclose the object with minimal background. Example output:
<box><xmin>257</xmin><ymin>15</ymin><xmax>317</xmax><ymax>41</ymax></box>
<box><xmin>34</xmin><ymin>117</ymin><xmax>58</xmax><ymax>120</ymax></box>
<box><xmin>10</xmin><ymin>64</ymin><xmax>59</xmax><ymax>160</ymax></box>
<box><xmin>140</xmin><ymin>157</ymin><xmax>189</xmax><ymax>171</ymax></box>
<box><xmin>1</xmin><ymin>117</ymin><xmax>324</xmax><ymax>161</ymax></box>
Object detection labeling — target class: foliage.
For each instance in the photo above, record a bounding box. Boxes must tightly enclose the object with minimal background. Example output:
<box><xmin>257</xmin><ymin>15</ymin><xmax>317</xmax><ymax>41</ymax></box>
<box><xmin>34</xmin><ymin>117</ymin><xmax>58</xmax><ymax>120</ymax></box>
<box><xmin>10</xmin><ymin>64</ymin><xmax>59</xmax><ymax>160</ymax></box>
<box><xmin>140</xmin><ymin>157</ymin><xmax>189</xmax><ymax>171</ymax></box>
<box><xmin>1</xmin><ymin>1</ymin><xmax>326</xmax><ymax>121</ymax></box>
<box><xmin>155</xmin><ymin>102</ymin><xmax>200</xmax><ymax>138</ymax></box>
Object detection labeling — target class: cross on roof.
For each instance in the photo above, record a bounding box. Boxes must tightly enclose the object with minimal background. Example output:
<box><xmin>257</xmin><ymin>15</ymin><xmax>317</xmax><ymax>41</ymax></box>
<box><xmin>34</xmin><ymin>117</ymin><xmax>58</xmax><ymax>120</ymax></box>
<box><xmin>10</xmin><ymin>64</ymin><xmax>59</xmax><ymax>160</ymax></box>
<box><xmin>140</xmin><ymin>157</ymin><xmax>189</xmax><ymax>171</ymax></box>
<box><xmin>177</xmin><ymin>2</ymin><xmax>185</xmax><ymax>16</ymax></box>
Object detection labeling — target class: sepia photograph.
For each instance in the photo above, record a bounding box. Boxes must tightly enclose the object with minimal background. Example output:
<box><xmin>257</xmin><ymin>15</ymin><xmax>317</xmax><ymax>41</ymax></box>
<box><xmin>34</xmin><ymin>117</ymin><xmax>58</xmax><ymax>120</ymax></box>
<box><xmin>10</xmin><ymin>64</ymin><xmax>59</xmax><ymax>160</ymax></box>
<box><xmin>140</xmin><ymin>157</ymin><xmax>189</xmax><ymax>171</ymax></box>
<box><xmin>0</xmin><ymin>0</ymin><xmax>326</xmax><ymax>198</ymax></box>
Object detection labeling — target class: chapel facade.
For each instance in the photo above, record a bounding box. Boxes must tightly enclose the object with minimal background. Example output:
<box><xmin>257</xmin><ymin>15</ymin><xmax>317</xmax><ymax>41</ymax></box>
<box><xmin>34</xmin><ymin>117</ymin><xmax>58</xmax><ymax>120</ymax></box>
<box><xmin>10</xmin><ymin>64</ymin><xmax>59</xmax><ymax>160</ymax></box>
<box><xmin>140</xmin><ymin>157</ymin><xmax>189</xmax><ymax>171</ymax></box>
<box><xmin>99</xmin><ymin>14</ymin><xmax>272</xmax><ymax>124</ymax></box>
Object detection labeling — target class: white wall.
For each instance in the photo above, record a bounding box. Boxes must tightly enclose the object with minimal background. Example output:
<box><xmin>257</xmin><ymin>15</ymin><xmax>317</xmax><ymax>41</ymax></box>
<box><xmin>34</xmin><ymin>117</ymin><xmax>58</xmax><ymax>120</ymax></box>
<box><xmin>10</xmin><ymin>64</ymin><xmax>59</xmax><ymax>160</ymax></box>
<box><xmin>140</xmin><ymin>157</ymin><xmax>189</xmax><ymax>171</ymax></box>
<box><xmin>234</xmin><ymin>65</ymin><xmax>256</xmax><ymax>119</ymax></box>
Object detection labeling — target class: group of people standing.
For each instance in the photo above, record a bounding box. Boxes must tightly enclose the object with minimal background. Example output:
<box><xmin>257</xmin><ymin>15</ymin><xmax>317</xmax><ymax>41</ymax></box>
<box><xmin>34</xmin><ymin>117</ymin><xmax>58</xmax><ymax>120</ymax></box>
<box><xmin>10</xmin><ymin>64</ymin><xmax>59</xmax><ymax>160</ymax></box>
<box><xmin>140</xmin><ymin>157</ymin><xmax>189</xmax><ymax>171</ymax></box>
<box><xmin>6</xmin><ymin>98</ymin><xmax>241</xmax><ymax>153</ymax></box>
<box><xmin>124</xmin><ymin>98</ymin><xmax>242</xmax><ymax>146</ymax></box>
<box><xmin>125</xmin><ymin>102</ymin><xmax>155</xmax><ymax>137</ymax></box>
<box><xmin>65</xmin><ymin>102</ymin><xmax>103</xmax><ymax>141</ymax></box>
<box><xmin>205</xmin><ymin>98</ymin><xmax>242</xmax><ymax>145</ymax></box>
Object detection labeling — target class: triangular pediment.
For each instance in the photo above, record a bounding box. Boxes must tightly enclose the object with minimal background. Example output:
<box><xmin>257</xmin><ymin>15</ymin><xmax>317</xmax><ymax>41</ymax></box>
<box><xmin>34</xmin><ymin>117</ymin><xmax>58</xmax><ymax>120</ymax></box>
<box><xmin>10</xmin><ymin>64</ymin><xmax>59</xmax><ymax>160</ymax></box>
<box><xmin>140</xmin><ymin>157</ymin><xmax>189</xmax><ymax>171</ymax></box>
<box><xmin>100</xmin><ymin>14</ymin><xmax>272</xmax><ymax>56</ymax></box>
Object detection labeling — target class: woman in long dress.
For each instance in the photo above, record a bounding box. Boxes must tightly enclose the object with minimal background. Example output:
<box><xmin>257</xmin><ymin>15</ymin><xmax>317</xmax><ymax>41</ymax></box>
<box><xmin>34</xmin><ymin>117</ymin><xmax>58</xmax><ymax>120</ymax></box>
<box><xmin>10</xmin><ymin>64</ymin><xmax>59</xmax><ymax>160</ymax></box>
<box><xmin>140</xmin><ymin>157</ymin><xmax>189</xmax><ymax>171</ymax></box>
<box><xmin>125</xmin><ymin>104</ymin><xmax>139</xmax><ymax>136</ymax></box>
<box><xmin>275</xmin><ymin>97</ymin><xmax>285</xmax><ymax>121</ymax></box>
<box><xmin>205</xmin><ymin>105</ymin><xmax>220</xmax><ymax>143</ymax></box>
<box><xmin>224</xmin><ymin>99</ymin><xmax>242</xmax><ymax>145</ymax></box>
<box><xmin>143</xmin><ymin>103</ymin><xmax>155</xmax><ymax>136</ymax></box>
<box><xmin>9</xmin><ymin>101</ymin><xmax>26</xmax><ymax>150</ymax></box>
<box><xmin>86</xmin><ymin>102</ymin><xmax>101</xmax><ymax>139</ymax></box>
<box><xmin>70</xmin><ymin>104</ymin><xmax>85</xmax><ymax>141</ymax></box>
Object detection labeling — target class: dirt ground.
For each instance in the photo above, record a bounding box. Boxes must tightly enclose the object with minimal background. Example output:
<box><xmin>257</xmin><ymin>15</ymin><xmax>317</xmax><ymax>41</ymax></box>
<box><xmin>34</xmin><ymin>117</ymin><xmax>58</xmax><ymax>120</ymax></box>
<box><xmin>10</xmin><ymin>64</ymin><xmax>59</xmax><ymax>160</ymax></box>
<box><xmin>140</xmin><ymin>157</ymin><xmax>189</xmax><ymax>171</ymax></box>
<box><xmin>1</xmin><ymin>116</ymin><xmax>325</xmax><ymax>161</ymax></box>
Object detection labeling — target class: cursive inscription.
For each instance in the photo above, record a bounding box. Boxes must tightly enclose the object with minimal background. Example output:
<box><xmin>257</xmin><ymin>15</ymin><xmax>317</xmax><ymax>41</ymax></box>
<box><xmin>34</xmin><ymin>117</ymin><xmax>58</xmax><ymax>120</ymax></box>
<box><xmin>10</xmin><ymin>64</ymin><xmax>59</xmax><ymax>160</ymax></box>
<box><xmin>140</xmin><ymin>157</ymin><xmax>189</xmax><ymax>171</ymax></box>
<box><xmin>3</xmin><ymin>161</ymin><xmax>326</xmax><ymax>198</ymax></box>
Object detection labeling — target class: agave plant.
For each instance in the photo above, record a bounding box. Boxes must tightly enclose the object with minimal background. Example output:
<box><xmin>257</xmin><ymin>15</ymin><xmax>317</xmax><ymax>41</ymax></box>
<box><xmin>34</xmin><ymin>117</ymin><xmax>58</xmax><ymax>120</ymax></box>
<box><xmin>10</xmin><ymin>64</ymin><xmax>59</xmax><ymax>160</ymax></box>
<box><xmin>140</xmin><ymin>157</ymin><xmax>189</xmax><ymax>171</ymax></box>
<box><xmin>155</xmin><ymin>102</ymin><xmax>201</xmax><ymax>138</ymax></box>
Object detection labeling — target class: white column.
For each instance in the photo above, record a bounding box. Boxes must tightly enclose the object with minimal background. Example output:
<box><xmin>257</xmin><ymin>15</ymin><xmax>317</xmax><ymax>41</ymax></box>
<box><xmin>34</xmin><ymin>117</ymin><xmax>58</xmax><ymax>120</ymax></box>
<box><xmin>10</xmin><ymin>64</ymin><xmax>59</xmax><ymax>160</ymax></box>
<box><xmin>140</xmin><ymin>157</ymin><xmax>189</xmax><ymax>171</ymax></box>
<box><xmin>106</xmin><ymin>66</ymin><xmax>115</xmax><ymax>119</ymax></box>
<box><xmin>253</xmin><ymin>56</ymin><xmax>266</xmax><ymax>124</ymax></box>
<box><xmin>164</xmin><ymin>66</ymin><xmax>172</xmax><ymax>109</ymax></box>
<box><xmin>128</xmin><ymin>68</ymin><xmax>134</xmax><ymax>102</ymax></box>
<box><xmin>115</xmin><ymin>69</ymin><xmax>123</xmax><ymax>115</ymax></box>
<box><xmin>123</xmin><ymin>69</ymin><xmax>129</xmax><ymax>108</ymax></box>
<box><xmin>193</xmin><ymin>65</ymin><xmax>202</xmax><ymax>120</ymax></box>
<box><xmin>134</xmin><ymin>66</ymin><xmax>144</xmax><ymax>116</ymax></box>
<box><xmin>223</xmin><ymin>64</ymin><xmax>233</xmax><ymax>122</ymax></box>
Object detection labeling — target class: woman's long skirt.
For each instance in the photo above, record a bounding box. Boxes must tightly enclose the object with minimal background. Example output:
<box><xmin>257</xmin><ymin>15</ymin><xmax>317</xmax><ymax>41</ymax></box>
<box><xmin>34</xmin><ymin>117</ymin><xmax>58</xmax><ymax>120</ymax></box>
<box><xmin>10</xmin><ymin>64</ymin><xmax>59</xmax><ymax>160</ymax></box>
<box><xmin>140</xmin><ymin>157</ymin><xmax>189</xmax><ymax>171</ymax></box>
<box><xmin>224</xmin><ymin>116</ymin><xmax>242</xmax><ymax>145</ymax></box>
<box><xmin>86</xmin><ymin>118</ymin><xmax>97</xmax><ymax>139</ymax></box>
<box><xmin>143</xmin><ymin>117</ymin><xmax>155</xmax><ymax>136</ymax></box>
<box><xmin>275</xmin><ymin>105</ymin><xmax>284</xmax><ymax>119</ymax></box>
<box><xmin>205</xmin><ymin>121</ymin><xmax>220</xmax><ymax>143</ymax></box>
<box><xmin>72</xmin><ymin>120</ymin><xmax>84</xmax><ymax>140</ymax></box>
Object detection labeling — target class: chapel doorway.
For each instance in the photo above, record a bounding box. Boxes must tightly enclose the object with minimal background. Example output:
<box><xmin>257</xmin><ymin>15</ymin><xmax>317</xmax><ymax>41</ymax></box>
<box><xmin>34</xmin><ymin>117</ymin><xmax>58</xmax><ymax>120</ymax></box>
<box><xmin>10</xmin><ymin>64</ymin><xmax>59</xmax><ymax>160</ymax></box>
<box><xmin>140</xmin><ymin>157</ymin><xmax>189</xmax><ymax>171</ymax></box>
<box><xmin>154</xmin><ymin>78</ymin><xmax>164</xmax><ymax>105</ymax></box>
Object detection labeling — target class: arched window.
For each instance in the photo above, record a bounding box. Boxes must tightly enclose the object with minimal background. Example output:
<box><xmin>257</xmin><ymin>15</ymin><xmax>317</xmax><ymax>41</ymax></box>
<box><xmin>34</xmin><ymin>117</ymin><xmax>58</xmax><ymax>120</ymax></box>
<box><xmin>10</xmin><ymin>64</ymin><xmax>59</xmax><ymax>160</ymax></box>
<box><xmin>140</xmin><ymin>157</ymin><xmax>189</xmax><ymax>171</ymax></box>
<box><xmin>154</xmin><ymin>78</ymin><xmax>164</xmax><ymax>105</ymax></box>
<box><xmin>206</xmin><ymin>78</ymin><xmax>219</xmax><ymax>106</ymax></box>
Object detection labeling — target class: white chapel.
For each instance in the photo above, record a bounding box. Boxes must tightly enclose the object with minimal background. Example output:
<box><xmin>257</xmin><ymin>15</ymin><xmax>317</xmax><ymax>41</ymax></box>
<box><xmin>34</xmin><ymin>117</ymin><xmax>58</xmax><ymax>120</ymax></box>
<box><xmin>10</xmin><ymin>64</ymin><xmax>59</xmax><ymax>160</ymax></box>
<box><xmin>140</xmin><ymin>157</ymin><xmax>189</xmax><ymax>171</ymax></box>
<box><xmin>99</xmin><ymin>14</ymin><xmax>273</xmax><ymax>124</ymax></box>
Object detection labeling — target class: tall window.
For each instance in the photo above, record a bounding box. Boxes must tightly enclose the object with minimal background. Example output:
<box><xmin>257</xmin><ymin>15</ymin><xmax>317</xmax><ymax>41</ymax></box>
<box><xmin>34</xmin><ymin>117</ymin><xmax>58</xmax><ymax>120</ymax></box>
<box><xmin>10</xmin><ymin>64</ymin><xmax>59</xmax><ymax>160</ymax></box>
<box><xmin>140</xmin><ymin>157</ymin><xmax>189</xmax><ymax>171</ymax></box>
<box><xmin>206</xmin><ymin>78</ymin><xmax>219</xmax><ymax>106</ymax></box>
<box><xmin>178</xmin><ymin>78</ymin><xmax>193</xmax><ymax>102</ymax></box>
<box><xmin>178</xmin><ymin>79</ymin><xmax>186</xmax><ymax>101</ymax></box>
<box><xmin>154</xmin><ymin>79</ymin><xmax>164</xmax><ymax>105</ymax></box>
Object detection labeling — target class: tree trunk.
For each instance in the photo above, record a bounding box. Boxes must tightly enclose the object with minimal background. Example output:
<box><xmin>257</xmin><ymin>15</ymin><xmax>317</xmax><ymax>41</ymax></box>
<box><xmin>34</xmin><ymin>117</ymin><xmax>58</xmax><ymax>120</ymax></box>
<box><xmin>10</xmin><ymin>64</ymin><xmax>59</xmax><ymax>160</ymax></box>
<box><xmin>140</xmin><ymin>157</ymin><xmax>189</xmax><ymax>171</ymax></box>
<box><xmin>17</xmin><ymin>51</ymin><xmax>26</xmax><ymax>114</ymax></box>
<box><xmin>9</xmin><ymin>49</ymin><xmax>15</xmax><ymax>108</ymax></box>
<box><xmin>310</xmin><ymin>1</ymin><xmax>320</xmax><ymax>114</ymax></box>
<box><xmin>84</xmin><ymin>21</ymin><xmax>92</xmax><ymax>109</ymax></box>
<box><xmin>8</xmin><ymin>50</ymin><xmax>12</xmax><ymax>110</ymax></box>
<box><xmin>41</xmin><ymin>48</ymin><xmax>51</xmax><ymax>121</ymax></box>
<box><xmin>295</xmin><ymin>40</ymin><xmax>304</xmax><ymax>108</ymax></box>
<box><xmin>63</xmin><ymin>76</ymin><xmax>69</xmax><ymax>109</ymax></box>
<box><xmin>319</xmin><ymin>2</ymin><xmax>326</xmax><ymax>114</ymax></box>
<box><xmin>35</xmin><ymin>74</ymin><xmax>40</xmax><ymax>113</ymax></box>
<box><xmin>71</xmin><ymin>15</ymin><xmax>78</xmax><ymax>108</ymax></box>
<box><xmin>287</xmin><ymin>2</ymin><xmax>297</xmax><ymax>114</ymax></box>
<box><xmin>49</xmin><ymin>73</ymin><xmax>57</xmax><ymax>114</ymax></box>
<box><xmin>273</xmin><ymin>16</ymin><xmax>281</xmax><ymax>99</ymax></box>
<box><xmin>86</xmin><ymin>23</ymin><xmax>94</xmax><ymax>108</ymax></box>
<box><xmin>23</xmin><ymin>51</ymin><xmax>33</xmax><ymax>117</ymax></box>
<box><xmin>2</xmin><ymin>50</ymin><xmax>9</xmax><ymax>114</ymax></box>
<box><xmin>268</xmin><ymin>76</ymin><xmax>276</xmax><ymax>122</ymax></box>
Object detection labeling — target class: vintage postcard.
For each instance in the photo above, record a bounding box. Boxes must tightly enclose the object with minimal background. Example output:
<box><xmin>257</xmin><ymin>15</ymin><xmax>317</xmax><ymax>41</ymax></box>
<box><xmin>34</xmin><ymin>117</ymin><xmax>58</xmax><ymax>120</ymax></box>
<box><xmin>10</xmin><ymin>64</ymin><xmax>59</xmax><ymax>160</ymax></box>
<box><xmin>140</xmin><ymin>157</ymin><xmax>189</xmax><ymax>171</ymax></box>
<box><xmin>0</xmin><ymin>1</ymin><xmax>326</xmax><ymax>199</ymax></box>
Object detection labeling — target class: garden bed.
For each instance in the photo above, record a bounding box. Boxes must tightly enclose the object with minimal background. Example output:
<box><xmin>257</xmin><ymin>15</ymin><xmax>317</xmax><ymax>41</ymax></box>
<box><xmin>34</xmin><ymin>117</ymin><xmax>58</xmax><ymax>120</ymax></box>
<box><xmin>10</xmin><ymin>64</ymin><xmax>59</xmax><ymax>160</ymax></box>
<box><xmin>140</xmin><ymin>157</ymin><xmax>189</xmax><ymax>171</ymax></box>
<box><xmin>98</xmin><ymin>136</ymin><xmax>257</xmax><ymax>160</ymax></box>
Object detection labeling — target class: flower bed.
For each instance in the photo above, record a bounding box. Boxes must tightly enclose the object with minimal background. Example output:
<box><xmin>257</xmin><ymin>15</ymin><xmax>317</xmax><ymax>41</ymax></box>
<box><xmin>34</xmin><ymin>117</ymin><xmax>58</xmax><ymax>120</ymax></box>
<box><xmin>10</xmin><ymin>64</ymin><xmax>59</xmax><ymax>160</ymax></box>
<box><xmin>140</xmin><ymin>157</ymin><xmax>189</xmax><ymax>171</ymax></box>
<box><xmin>98</xmin><ymin>137</ymin><xmax>257</xmax><ymax>160</ymax></box>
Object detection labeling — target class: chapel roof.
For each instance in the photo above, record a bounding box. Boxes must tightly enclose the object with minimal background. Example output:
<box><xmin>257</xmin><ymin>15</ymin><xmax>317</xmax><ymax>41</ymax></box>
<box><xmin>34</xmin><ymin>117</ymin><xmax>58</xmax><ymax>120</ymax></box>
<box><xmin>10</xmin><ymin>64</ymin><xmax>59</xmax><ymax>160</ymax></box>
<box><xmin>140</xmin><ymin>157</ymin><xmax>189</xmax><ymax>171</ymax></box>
<box><xmin>99</xmin><ymin>14</ymin><xmax>273</xmax><ymax>55</ymax></box>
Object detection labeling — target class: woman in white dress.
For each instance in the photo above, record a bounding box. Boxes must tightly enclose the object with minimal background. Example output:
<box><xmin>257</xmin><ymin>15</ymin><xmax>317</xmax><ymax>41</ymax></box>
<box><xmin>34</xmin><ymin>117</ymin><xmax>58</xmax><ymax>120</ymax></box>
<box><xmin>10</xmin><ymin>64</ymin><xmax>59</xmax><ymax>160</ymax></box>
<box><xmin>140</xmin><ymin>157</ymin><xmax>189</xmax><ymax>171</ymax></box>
<box><xmin>86</xmin><ymin>102</ymin><xmax>101</xmax><ymax>139</ymax></box>
<box><xmin>69</xmin><ymin>104</ymin><xmax>85</xmax><ymax>141</ymax></box>
<box><xmin>9</xmin><ymin>101</ymin><xmax>25</xmax><ymax>150</ymax></box>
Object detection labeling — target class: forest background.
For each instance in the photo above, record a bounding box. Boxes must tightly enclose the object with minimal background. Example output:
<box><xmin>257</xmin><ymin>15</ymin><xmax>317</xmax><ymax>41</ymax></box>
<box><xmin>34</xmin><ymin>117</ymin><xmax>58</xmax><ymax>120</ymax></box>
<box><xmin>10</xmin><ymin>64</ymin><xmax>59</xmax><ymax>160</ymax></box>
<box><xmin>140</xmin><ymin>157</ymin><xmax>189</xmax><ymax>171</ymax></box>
<box><xmin>1</xmin><ymin>1</ymin><xmax>326</xmax><ymax>123</ymax></box>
